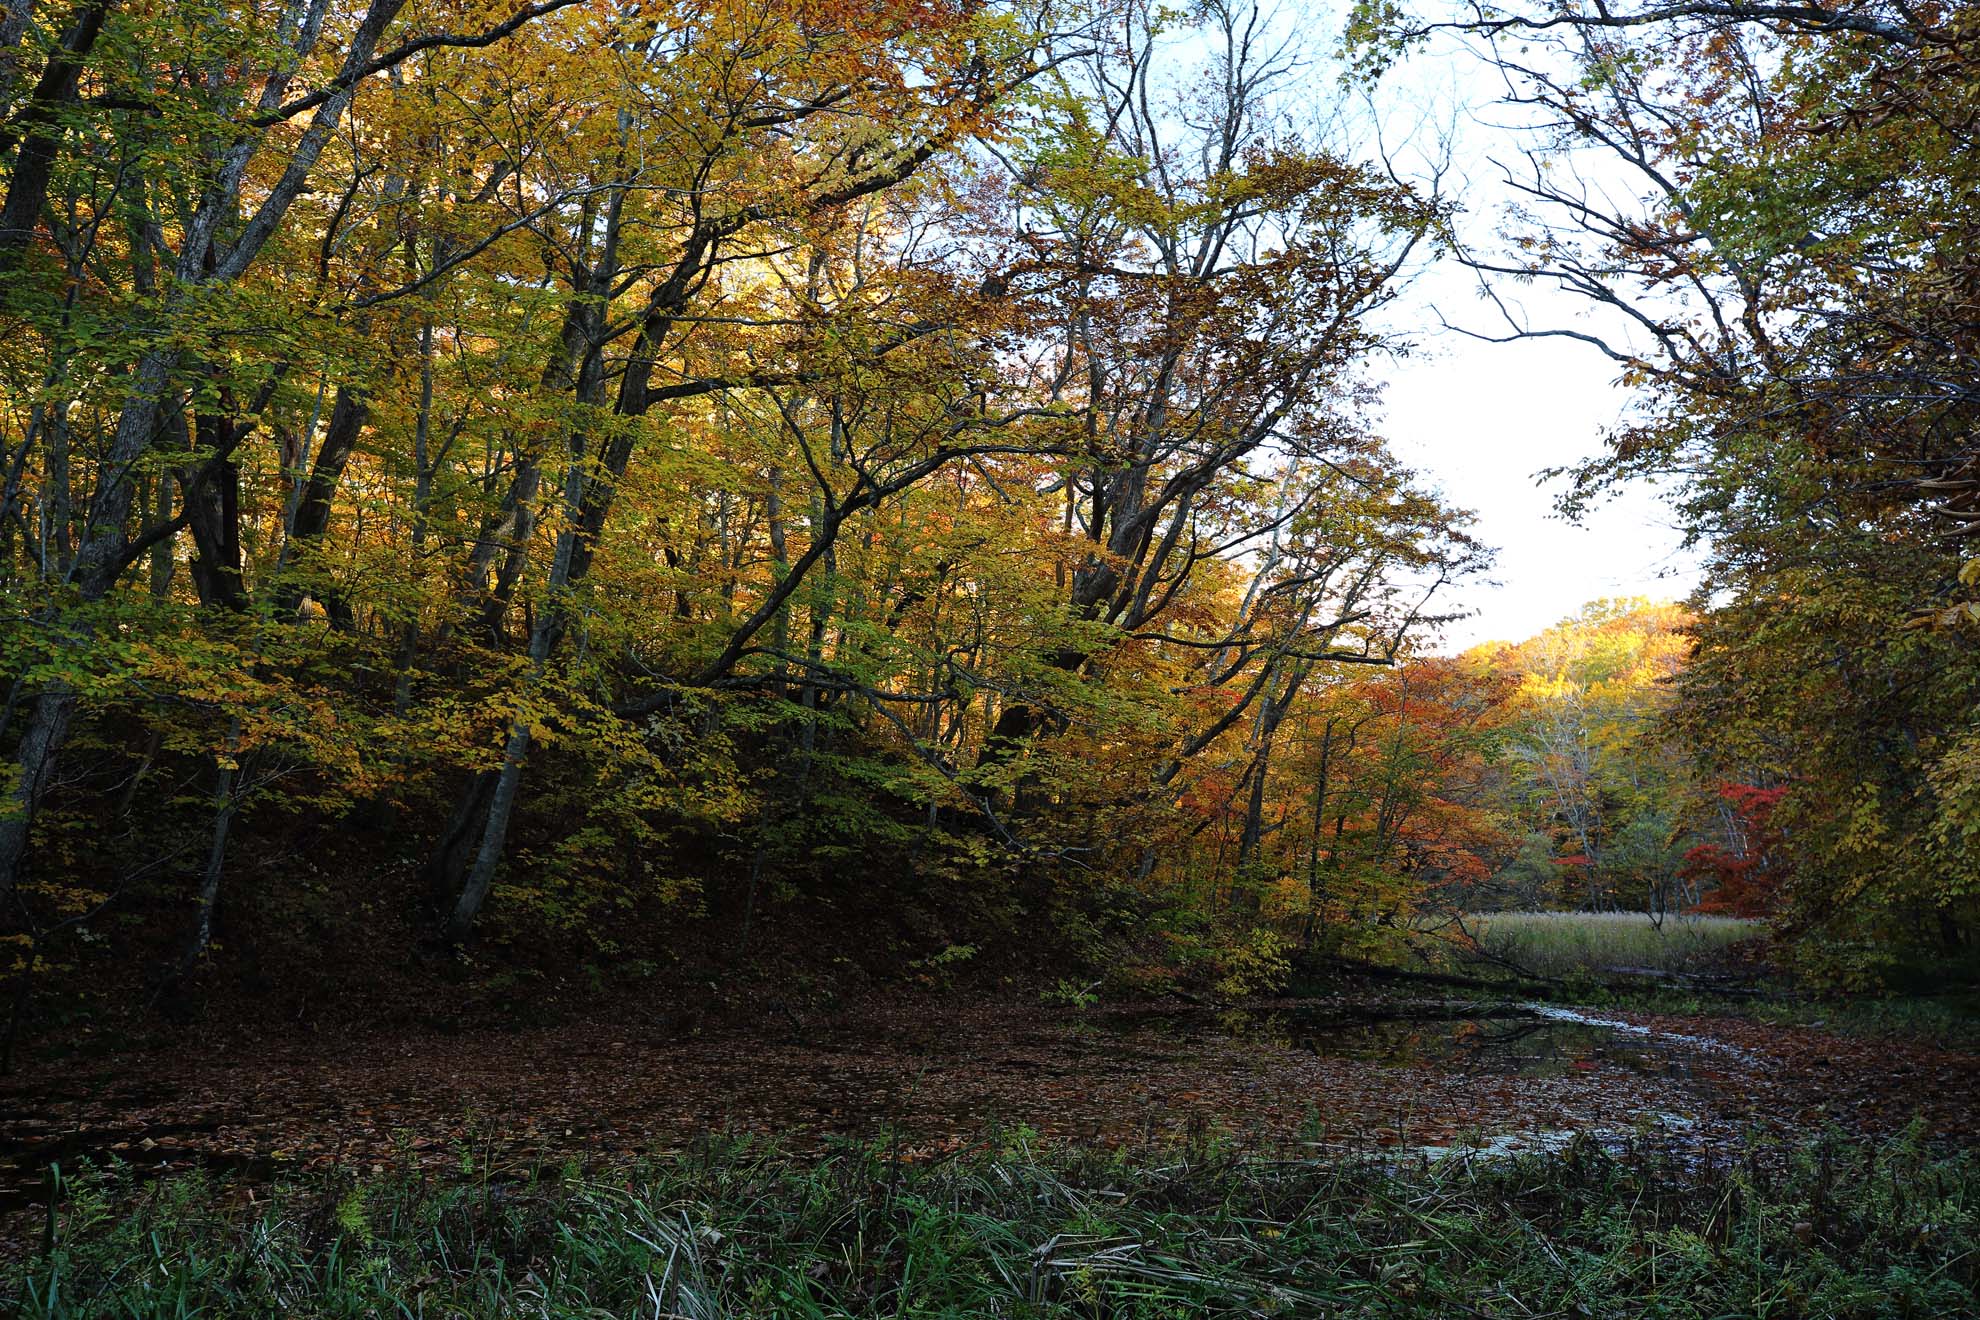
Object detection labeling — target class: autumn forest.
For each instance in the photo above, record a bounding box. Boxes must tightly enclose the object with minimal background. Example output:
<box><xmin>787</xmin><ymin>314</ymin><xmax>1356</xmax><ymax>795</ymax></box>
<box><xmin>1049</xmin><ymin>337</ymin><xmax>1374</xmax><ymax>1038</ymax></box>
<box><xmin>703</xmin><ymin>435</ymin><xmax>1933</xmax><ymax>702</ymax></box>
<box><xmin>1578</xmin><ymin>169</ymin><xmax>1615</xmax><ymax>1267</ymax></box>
<box><xmin>1</xmin><ymin>0</ymin><xmax>1977</xmax><ymax>1313</ymax></box>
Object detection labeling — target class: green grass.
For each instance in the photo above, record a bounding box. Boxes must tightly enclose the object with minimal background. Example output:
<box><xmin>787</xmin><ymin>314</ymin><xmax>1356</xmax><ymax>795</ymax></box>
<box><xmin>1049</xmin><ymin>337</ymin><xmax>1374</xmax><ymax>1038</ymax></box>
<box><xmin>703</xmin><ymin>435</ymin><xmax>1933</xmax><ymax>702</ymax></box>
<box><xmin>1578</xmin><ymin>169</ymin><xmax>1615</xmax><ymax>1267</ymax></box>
<box><xmin>1460</xmin><ymin>911</ymin><xmax>1760</xmax><ymax>979</ymax></box>
<box><xmin>1557</xmin><ymin>984</ymin><xmax>1980</xmax><ymax>1047</ymax></box>
<box><xmin>1399</xmin><ymin>911</ymin><xmax>1980</xmax><ymax>1044</ymax></box>
<box><xmin>1739</xmin><ymin>989</ymin><xmax>1980</xmax><ymax>1042</ymax></box>
<box><xmin>6</xmin><ymin>1131</ymin><xmax>1975</xmax><ymax>1318</ymax></box>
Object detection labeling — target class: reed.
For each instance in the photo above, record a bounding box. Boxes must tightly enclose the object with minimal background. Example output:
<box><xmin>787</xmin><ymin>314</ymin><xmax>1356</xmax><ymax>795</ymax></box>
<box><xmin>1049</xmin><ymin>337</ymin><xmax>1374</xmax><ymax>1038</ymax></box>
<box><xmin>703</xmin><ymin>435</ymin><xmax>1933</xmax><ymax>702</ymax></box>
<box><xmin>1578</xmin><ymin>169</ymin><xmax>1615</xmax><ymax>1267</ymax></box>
<box><xmin>8</xmin><ymin>1128</ymin><xmax>1971</xmax><ymax>1318</ymax></box>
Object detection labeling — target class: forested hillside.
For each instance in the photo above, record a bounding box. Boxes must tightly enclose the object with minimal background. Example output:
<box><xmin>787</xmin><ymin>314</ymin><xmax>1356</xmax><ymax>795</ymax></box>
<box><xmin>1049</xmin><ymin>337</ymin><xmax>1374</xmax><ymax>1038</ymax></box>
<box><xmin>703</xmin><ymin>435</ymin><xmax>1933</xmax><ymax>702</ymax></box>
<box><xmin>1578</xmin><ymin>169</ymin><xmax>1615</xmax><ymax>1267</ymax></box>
<box><xmin>0</xmin><ymin>0</ymin><xmax>1485</xmax><ymax>1036</ymax></box>
<box><xmin>0</xmin><ymin>0</ymin><xmax>1974</xmax><ymax>1053</ymax></box>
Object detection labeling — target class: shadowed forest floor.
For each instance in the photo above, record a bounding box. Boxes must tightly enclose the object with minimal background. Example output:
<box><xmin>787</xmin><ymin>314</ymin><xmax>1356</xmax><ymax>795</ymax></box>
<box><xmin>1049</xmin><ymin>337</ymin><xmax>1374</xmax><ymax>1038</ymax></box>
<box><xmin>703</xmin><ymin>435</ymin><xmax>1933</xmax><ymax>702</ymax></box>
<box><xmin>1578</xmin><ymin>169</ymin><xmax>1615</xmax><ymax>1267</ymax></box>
<box><xmin>5</xmin><ymin>996</ymin><xmax>1976</xmax><ymax>1218</ymax></box>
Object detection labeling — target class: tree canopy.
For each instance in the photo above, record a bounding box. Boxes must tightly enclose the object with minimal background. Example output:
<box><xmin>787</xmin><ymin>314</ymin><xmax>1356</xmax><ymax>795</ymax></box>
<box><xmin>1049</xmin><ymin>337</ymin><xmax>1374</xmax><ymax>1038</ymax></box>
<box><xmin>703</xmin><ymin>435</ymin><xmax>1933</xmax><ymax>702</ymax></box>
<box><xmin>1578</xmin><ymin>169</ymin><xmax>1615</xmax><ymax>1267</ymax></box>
<box><xmin>0</xmin><ymin>0</ymin><xmax>1974</xmax><ymax>1042</ymax></box>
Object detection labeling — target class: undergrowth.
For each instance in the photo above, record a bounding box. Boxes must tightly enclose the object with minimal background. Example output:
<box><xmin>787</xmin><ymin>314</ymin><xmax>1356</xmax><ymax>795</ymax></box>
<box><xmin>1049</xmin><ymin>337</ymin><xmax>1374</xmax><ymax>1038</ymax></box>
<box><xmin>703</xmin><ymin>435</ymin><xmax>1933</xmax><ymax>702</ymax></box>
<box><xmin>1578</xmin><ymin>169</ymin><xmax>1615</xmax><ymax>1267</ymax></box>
<box><xmin>5</xmin><ymin>1129</ymin><xmax>1974</xmax><ymax>1318</ymax></box>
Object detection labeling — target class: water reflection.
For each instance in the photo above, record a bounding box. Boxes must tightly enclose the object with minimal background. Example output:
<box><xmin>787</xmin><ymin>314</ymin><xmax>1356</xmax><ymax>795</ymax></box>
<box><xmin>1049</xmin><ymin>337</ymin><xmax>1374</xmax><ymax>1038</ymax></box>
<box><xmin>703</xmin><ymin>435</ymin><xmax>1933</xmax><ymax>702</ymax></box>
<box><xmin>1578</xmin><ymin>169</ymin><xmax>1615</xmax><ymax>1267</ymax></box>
<box><xmin>1101</xmin><ymin>1000</ymin><xmax>1713</xmax><ymax>1082</ymax></box>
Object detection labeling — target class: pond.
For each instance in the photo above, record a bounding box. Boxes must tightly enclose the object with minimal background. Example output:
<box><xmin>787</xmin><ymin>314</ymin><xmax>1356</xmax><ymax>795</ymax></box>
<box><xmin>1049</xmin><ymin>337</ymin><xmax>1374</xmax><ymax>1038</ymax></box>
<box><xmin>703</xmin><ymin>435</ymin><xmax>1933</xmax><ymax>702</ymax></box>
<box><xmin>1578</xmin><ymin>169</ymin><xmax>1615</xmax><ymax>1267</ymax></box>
<box><xmin>0</xmin><ymin>993</ymin><xmax>1962</xmax><ymax>1211</ymax></box>
<box><xmin>1112</xmin><ymin>1000</ymin><xmax>1752</xmax><ymax>1078</ymax></box>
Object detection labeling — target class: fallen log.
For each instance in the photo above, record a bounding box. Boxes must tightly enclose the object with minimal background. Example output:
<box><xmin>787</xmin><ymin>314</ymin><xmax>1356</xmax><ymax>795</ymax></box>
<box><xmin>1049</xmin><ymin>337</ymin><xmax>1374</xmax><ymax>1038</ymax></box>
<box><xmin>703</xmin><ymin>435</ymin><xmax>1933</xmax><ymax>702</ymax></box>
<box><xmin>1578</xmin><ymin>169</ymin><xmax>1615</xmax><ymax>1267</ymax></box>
<box><xmin>1310</xmin><ymin>956</ymin><xmax>1559</xmax><ymax>1000</ymax></box>
<box><xmin>1310</xmin><ymin>956</ymin><xmax>1772</xmax><ymax>1000</ymax></box>
<box><xmin>1596</xmin><ymin>965</ymin><xmax>1770</xmax><ymax>997</ymax></box>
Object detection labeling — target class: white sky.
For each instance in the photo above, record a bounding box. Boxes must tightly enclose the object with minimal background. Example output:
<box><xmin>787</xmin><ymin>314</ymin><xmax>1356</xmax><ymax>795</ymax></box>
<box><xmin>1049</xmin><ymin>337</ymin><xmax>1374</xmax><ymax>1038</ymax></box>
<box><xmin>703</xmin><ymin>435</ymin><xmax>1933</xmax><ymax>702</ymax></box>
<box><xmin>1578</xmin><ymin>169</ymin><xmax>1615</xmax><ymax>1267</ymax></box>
<box><xmin>1346</xmin><ymin>20</ymin><xmax>1706</xmax><ymax>653</ymax></box>
<box><xmin>1377</xmin><ymin>272</ymin><xmax>1704</xmax><ymax>654</ymax></box>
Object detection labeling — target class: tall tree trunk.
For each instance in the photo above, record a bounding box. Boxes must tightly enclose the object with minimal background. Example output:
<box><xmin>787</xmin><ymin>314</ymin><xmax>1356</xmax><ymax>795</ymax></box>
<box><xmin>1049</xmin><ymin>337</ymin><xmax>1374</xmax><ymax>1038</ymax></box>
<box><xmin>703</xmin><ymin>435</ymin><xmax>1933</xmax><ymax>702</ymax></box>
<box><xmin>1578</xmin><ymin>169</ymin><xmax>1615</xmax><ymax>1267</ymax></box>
<box><xmin>423</xmin><ymin>769</ymin><xmax>498</xmax><ymax>911</ymax></box>
<box><xmin>273</xmin><ymin>384</ymin><xmax>367</xmax><ymax>619</ymax></box>
<box><xmin>1302</xmin><ymin>718</ymin><xmax>1337</xmax><ymax>949</ymax></box>
<box><xmin>180</xmin><ymin>417</ymin><xmax>247</xmax><ymax>611</ymax></box>
<box><xmin>146</xmin><ymin>470</ymin><xmax>175</xmax><ymax>598</ymax></box>
<box><xmin>0</xmin><ymin>348</ymin><xmax>174</xmax><ymax>899</ymax></box>
<box><xmin>38</xmin><ymin>401</ymin><xmax>71</xmax><ymax>578</ymax></box>
<box><xmin>392</xmin><ymin>316</ymin><xmax>439</xmax><ymax>713</ymax></box>
<box><xmin>166</xmin><ymin>719</ymin><xmax>242</xmax><ymax>993</ymax></box>
<box><xmin>441</xmin><ymin>429</ymin><xmax>590</xmax><ymax>944</ymax></box>
<box><xmin>0</xmin><ymin>1</ymin><xmax>114</xmax><ymax>271</ymax></box>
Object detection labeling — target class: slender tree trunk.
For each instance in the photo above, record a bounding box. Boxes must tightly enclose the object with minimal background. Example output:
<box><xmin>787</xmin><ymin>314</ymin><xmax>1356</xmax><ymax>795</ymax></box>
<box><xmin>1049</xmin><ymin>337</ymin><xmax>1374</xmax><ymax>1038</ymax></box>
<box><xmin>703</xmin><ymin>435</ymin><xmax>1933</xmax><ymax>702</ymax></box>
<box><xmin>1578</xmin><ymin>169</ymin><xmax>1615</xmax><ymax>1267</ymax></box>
<box><xmin>171</xmin><ymin>719</ymin><xmax>241</xmax><ymax>987</ymax></box>
<box><xmin>273</xmin><ymin>384</ymin><xmax>367</xmax><ymax>620</ymax></box>
<box><xmin>1237</xmin><ymin>681</ymin><xmax>1294</xmax><ymax>873</ymax></box>
<box><xmin>443</xmin><ymin>714</ymin><xmax>533</xmax><ymax>946</ymax></box>
<box><xmin>442</xmin><ymin>454</ymin><xmax>584</xmax><ymax>944</ymax></box>
<box><xmin>423</xmin><ymin>769</ymin><xmax>497</xmax><ymax>911</ymax></box>
<box><xmin>0</xmin><ymin>0</ymin><xmax>37</xmax><ymax>110</ymax></box>
<box><xmin>1305</xmin><ymin>718</ymin><xmax>1335</xmax><ymax>943</ymax></box>
<box><xmin>180</xmin><ymin>411</ymin><xmax>247</xmax><ymax>610</ymax></box>
<box><xmin>0</xmin><ymin>686</ymin><xmax>76</xmax><ymax>894</ymax></box>
<box><xmin>393</xmin><ymin>318</ymin><xmax>438</xmax><ymax>714</ymax></box>
<box><xmin>39</xmin><ymin>401</ymin><xmax>71</xmax><ymax>578</ymax></box>
<box><xmin>147</xmin><ymin>470</ymin><xmax>175</xmax><ymax>598</ymax></box>
<box><xmin>112</xmin><ymin>729</ymin><xmax>163</xmax><ymax>817</ymax></box>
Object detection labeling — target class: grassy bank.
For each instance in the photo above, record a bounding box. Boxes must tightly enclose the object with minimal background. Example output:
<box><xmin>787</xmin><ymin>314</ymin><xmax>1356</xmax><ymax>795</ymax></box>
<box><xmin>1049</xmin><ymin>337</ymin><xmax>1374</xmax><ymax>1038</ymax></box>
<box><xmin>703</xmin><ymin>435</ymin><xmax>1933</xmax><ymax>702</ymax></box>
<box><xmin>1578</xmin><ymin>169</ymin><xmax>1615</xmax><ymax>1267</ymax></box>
<box><xmin>7</xmin><ymin>1133</ymin><xmax>1975</xmax><ymax>1318</ymax></box>
<box><xmin>1411</xmin><ymin>911</ymin><xmax>1980</xmax><ymax>1045</ymax></box>
<box><xmin>1460</xmin><ymin>911</ymin><xmax>1759</xmax><ymax>979</ymax></box>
